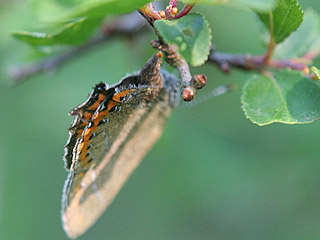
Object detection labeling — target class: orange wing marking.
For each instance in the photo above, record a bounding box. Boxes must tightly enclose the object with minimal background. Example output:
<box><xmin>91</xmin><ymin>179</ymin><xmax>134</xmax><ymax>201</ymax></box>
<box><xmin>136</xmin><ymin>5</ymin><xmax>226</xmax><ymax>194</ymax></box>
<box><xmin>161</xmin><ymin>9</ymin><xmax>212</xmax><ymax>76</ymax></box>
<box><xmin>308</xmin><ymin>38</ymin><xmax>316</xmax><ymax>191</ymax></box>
<box><xmin>112</xmin><ymin>89</ymin><xmax>133</xmax><ymax>102</ymax></box>
<box><xmin>76</xmin><ymin>89</ymin><xmax>135</xmax><ymax>168</ymax></box>
<box><xmin>87</xmin><ymin>94</ymin><xmax>106</xmax><ymax>111</ymax></box>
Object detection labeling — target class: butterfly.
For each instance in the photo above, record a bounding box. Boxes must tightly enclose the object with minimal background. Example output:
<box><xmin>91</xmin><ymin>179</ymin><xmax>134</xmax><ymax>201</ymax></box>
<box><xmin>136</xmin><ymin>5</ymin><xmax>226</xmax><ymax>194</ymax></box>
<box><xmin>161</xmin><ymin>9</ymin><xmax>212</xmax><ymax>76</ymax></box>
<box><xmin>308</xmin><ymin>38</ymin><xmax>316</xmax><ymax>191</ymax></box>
<box><xmin>61</xmin><ymin>53</ymin><xmax>180</xmax><ymax>239</ymax></box>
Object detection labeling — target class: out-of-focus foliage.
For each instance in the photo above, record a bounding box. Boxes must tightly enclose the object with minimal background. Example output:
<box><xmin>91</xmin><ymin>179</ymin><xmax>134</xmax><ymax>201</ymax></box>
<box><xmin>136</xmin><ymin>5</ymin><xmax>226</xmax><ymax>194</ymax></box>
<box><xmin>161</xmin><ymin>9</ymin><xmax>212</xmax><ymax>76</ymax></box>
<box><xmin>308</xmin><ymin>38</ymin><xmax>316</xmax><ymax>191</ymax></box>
<box><xmin>12</xmin><ymin>0</ymin><xmax>152</xmax><ymax>49</ymax></box>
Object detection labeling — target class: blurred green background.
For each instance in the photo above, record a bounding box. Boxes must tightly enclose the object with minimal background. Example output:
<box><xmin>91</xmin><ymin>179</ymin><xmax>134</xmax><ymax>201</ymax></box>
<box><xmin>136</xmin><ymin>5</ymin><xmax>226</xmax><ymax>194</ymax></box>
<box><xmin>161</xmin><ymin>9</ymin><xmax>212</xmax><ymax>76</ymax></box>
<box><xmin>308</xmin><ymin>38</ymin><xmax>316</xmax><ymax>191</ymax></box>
<box><xmin>1</xmin><ymin>1</ymin><xmax>320</xmax><ymax>239</ymax></box>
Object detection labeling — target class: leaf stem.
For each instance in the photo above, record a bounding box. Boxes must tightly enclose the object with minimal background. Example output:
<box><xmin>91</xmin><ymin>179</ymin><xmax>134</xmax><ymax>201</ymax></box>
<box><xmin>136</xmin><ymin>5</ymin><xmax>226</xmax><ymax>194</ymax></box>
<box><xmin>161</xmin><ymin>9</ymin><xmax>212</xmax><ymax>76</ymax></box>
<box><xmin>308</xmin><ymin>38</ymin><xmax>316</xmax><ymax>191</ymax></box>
<box><xmin>140</xmin><ymin>4</ymin><xmax>161</xmax><ymax>20</ymax></box>
<box><xmin>175</xmin><ymin>3</ymin><xmax>196</xmax><ymax>19</ymax></box>
<box><xmin>263</xmin><ymin>10</ymin><xmax>275</xmax><ymax>65</ymax></box>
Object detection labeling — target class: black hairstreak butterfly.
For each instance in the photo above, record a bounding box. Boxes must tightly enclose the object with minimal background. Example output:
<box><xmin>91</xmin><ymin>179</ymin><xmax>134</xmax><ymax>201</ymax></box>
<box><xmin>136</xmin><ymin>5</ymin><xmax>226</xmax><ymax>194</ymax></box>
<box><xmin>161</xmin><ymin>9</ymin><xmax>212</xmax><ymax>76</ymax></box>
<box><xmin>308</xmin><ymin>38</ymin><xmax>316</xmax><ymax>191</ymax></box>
<box><xmin>62</xmin><ymin>53</ymin><xmax>179</xmax><ymax>238</ymax></box>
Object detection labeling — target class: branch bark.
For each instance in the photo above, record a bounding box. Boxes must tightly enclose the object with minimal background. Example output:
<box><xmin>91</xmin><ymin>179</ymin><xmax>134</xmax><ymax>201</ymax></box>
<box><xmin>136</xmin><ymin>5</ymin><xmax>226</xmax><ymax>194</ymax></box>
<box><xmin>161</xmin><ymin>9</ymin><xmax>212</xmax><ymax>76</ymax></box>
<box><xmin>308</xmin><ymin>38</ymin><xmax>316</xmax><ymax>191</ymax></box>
<box><xmin>208</xmin><ymin>50</ymin><xmax>310</xmax><ymax>75</ymax></box>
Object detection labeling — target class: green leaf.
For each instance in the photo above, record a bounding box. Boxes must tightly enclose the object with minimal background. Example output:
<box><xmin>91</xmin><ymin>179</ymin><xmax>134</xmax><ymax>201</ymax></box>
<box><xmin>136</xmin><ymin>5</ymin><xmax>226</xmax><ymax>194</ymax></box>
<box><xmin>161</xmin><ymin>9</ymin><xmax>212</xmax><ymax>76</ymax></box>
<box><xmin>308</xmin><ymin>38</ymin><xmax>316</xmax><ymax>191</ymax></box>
<box><xmin>30</xmin><ymin>0</ymin><xmax>152</xmax><ymax>22</ymax></box>
<box><xmin>256</xmin><ymin>0</ymin><xmax>304</xmax><ymax>44</ymax></box>
<box><xmin>182</xmin><ymin>0</ymin><xmax>276</xmax><ymax>11</ymax></box>
<box><xmin>155</xmin><ymin>13</ymin><xmax>212</xmax><ymax>67</ymax></box>
<box><xmin>12</xmin><ymin>17</ymin><xmax>103</xmax><ymax>47</ymax></box>
<box><xmin>312</xmin><ymin>67</ymin><xmax>320</xmax><ymax>80</ymax></box>
<box><xmin>14</xmin><ymin>0</ymin><xmax>152</xmax><ymax>49</ymax></box>
<box><xmin>274</xmin><ymin>9</ymin><xmax>320</xmax><ymax>59</ymax></box>
<box><xmin>241</xmin><ymin>70</ymin><xmax>320</xmax><ymax>126</ymax></box>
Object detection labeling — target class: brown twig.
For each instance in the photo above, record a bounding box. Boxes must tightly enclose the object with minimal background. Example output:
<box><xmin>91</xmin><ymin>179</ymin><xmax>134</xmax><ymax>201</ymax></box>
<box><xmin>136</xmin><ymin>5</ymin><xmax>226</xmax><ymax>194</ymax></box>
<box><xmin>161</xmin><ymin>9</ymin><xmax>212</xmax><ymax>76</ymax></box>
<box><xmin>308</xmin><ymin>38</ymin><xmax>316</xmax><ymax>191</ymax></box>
<box><xmin>140</xmin><ymin>3</ymin><xmax>209</xmax><ymax>102</ymax></box>
<box><xmin>208</xmin><ymin>50</ymin><xmax>310</xmax><ymax>75</ymax></box>
<box><xmin>9</xmin><ymin>35</ymin><xmax>110</xmax><ymax>84</ymax></box>
<box><xmin>151</xmin><ymin>39</ymin><xmax>207</xmax><ymax>101</ymax></box>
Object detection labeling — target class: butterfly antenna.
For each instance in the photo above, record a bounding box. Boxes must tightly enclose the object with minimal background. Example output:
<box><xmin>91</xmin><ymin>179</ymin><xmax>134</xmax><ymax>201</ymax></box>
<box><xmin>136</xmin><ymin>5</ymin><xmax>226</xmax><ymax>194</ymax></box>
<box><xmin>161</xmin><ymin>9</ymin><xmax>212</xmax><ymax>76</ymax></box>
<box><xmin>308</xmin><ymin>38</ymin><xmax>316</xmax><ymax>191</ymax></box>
<box><xmin>179</xmin><ymin>83</ymin><xmax>236</xmax><ymax>109</ymax></box>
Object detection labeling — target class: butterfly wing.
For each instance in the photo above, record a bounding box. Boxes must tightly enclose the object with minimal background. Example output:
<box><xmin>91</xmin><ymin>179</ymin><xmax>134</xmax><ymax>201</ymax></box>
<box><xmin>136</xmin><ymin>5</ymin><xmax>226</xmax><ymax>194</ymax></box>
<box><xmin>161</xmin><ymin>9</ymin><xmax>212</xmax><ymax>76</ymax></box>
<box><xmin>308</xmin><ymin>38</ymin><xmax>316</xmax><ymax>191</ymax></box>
<box><xmin>62</xmin><ymin>74</ymin><xmax>178</xmax><ymax>239</ymax></box>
